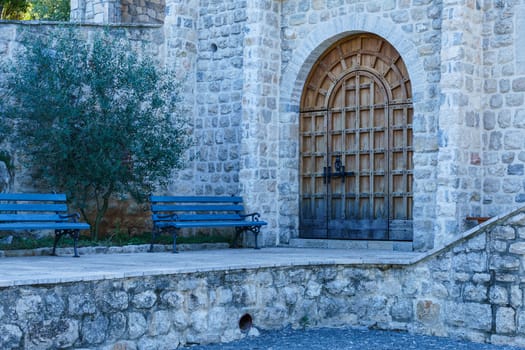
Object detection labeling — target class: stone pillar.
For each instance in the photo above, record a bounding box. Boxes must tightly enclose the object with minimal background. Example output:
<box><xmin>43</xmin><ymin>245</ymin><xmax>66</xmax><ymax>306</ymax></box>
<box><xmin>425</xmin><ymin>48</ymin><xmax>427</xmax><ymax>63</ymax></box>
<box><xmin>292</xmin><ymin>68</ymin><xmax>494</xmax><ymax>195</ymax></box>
<box><xmin>435</xmin><ymin>2</ymin><xmax>483</xmax><ymax>246</ymax></box>
<box><xmin>480</xmin><ymin>3</ymin><xmax>525</xmax><ymax>219</ymax></box>
<box><xmin>70</xmin><ymin>0</ymin><xmax>121</xmax><ymax>23</ymax></box>
<box><xmin>70</xmin><ymin>0</ymin><xmax>86</xmax><ymax>21</ymax></box>
<box><xmin>163</xmin><ymin>0</ymin><xmax>198</xmax><ymax>195</ymax></box>
<box><xmin>240</xmin><ymin>0</ymin><xmax>281</xmax><ymax>246</ymax></box>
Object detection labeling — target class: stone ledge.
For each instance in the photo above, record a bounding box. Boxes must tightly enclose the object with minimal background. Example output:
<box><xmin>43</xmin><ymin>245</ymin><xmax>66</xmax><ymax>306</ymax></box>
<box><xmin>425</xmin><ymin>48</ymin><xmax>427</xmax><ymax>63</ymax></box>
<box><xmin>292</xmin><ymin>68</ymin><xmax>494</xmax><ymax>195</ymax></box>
<box><xmin>289</xmin><ymin>238</ymin><xmax>413</xmax><ymax>252</ymax></box>
<box><xmin>0</xmin><ymin>242</ymin><xmax>230</xmax><ymax>258</ymax></box>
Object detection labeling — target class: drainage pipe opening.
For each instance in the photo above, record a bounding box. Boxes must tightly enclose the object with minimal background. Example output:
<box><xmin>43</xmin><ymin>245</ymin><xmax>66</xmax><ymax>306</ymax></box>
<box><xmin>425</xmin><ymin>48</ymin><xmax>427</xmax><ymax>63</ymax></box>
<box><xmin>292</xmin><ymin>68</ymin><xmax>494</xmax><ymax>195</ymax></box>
<box><xmin>239</xmin><ymin>314</ymin><xmax>253</xmax><ymax>333</ymax></box>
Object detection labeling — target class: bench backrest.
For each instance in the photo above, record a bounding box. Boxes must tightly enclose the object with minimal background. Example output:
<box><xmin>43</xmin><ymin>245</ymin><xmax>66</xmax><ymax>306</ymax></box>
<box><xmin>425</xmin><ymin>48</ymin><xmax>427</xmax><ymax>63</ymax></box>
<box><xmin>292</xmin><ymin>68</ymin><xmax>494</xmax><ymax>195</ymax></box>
<box><xmin>151</xmin><ymin>196</ymin><xmax>246</xmax><ymax>222</ymax></box>
<box><xmin>0</xmin><ymin>193</ymin><xmax>70</xmax><ymax>223</ymax></box>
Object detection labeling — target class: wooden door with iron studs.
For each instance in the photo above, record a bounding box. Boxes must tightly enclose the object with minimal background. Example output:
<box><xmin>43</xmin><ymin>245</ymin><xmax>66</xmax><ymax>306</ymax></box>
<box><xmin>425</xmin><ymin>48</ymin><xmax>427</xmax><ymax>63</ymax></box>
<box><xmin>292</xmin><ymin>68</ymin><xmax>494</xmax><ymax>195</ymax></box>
<box><xmin>300</xmin><ymin>33</ymin><xmax>413</xmax><ymax>241</ymax></box>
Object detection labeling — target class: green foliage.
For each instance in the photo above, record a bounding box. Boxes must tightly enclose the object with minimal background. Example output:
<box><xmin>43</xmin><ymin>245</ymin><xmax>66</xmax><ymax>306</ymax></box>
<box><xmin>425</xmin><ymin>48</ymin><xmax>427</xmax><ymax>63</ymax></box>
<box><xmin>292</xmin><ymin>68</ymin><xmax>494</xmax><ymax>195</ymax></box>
<box><xmin>27</xmin><ymin>0</ymin><xmax>70</xmax><ymax>21</ymax></box>
<box><xmin>0</xmin><ymin>0</ymin><xmax>69</xmax><ymax>21</ymax></box>
<box><xmin>0</xmin><ymin>0</ymin><xmax>29</xmax><ymax>20</ymax></box>
<box><xmin>2</xmin><ymin>28</ymin><xmax>191</xmax><ymax>240</ymax></box>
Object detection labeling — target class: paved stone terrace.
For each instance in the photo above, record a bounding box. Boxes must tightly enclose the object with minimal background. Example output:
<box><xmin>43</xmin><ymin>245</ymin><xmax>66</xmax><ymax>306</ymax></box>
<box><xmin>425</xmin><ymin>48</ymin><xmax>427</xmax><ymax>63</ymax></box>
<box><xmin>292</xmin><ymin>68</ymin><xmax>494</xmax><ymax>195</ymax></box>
<box><xmin>0</xmin><ymin>247</ymin><xmax>423</xmax><ymax>287</ymax></box>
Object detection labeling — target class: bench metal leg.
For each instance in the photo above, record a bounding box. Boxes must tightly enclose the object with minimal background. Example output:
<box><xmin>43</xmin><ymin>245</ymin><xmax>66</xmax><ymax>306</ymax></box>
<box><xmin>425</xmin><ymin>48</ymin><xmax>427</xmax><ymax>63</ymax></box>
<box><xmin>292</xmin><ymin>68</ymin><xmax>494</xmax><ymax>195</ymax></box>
<box><xmin>149</xmin><ymin>228</ymin><xmax>157</xmax><ymax>252</ymax></box>
<box><xmin>233</xmin><ymin>228</ymin><xmax>242</xmax><ymax>248</ymax></box>
<box><xmin>53</xmin><ymin>229</ymin><xmax>80</xmax><ymax>257</ymax></box>
<box><xmin>254</xmin><ymin>231</ymin><xmax>260</xmax><ymax>249</ymax></box>
<box><xmin>172</xmin><ymin>229</ymin><xmax>178</xmax><ymax>254</ymax></box>
<box><xmin>235</xmin><ymin>227</ymin><xmax>261</xmax><ymax>249</ymax></box>
<box><xmin>52</xmin><ymin>232</ymin><xmax>61</xmax><ymax>256</ymax></box>
<box><xmin>150</xmin><ymin>227</ymin><xmax>178</xmax><ymax>253</ymax></box>
<box><xmin>71</xmin><ymin>230</ymin><xmax>80</xmax><ymax>257</ymax></box>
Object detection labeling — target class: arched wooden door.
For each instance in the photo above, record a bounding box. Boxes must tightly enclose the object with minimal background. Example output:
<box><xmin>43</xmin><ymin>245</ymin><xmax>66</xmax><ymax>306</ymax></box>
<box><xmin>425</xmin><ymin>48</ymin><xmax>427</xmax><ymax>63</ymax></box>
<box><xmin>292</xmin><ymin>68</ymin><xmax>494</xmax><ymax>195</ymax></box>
<box><xmin>300</xmin><ymin>33</ymin><xmax>413</xmax><ymax>241</ymax></box>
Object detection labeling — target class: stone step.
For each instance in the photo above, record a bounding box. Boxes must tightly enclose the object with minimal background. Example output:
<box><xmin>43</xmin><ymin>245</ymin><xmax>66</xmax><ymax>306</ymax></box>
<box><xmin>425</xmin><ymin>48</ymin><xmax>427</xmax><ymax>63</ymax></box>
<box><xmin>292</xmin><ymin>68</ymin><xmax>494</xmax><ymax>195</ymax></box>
<box><xmin>288</xmin><ymin>238</ymin><xmax>413</xmax><ymax>252</ymax></box>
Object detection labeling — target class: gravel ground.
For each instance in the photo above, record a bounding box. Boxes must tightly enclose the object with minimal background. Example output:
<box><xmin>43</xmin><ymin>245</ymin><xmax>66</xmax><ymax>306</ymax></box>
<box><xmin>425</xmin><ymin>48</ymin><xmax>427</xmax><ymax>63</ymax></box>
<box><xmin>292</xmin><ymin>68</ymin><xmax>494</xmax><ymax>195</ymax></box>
<box><xmin>184</xmin><ymin>327</ymin><xmax>522</xmax><ymax>350</ymax></box>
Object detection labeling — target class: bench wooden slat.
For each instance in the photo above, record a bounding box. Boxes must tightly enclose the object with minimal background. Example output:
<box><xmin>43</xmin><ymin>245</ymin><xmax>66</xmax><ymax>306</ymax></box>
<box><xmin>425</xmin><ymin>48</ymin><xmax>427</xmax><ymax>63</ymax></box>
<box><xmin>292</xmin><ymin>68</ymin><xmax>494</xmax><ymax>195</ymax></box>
<box><xmin>0</xmin><ymin>204</ymin><xmax>68</xmax><ymax>212</ymax></box>
<box><xmin>152</xmin><ymin>204</ymin><xmax>245</xmax><ymax>212</ymax></box>
<box><xmin>0</xmin><ymin>222</ymin><xmax>90</xmax><ymax>230</ymax></box>
<box><xmin>0</xmin><ymin>193</ymin><xmax>67</xmax><ymax>202</ymax></box>
<box><xmin>170</xmin><ymin>221</ymin><xmax>266</xmax><ymax>228</ymax></box>
<box><xmin>0</xmin><ymin>214</ymin><xmax>69</xmax><ymax>222</ymax></box>
<box><xmin>151</xmin><ymin>196</ymin><xmax>243</xmax><ymax>203</ymax></box>
<box><xmin>153</xmin><ymin>214</ymin><xmax>243</xmax><ymax>222</ymax></box>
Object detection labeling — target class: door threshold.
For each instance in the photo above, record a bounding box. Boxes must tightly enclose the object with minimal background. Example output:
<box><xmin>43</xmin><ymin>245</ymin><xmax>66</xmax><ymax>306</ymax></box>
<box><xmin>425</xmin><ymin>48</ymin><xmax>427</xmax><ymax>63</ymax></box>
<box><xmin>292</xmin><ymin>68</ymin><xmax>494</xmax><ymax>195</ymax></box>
<box><xmin>289</xmin><ymin>238</ymin><xmax>413</xmax><ymax>252</ymax></box>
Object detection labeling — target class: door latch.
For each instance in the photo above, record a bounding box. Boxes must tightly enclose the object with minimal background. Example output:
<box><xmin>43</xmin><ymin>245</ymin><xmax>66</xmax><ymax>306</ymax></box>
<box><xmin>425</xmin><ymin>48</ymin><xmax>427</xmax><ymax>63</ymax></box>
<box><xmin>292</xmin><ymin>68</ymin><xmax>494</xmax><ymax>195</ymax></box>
<box><xmin>324</xmin><ymin>155</ymin><xmax>353</xmax><ymax>183</ymax></box>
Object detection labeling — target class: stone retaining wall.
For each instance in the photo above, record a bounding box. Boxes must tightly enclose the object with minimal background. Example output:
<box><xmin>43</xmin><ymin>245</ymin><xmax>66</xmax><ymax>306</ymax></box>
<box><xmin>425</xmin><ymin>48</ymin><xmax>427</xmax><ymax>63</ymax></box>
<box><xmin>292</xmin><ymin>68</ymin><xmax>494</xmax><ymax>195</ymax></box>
<box><xmin>2</xmin><ymin>207</ymin><xmax>525</xmax><ymax>349</ymax></box>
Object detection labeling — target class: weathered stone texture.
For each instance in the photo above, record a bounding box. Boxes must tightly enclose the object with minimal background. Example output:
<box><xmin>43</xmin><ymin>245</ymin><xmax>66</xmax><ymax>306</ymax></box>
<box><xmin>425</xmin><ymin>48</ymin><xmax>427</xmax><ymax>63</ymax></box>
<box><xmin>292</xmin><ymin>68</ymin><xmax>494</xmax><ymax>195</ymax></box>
<box><xmin>3</xmin><ymin>0</ymin><xmax>525</xmax><ymax>252</ymax></box>
<box><xmin>3</xmin><ymin>208</ymin><xmax>525</xmax><ymax>348</ymax></box>
<box><xmin>71</xmin><ymin>0</ymin><xmax>165</xmax><ymax>24</ymax></box>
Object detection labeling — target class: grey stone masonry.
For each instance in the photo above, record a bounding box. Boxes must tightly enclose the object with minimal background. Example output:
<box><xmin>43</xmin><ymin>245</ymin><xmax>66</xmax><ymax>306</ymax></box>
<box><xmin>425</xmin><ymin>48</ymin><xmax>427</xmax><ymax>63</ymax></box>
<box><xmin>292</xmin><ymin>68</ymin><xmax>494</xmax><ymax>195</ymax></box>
<box><xmin>121</xmin><ymin>0</ymin><xmax>165</xmax><ymax>23</ymax></box>
<box><xmin>171</xmin><ymin>0</ymin><xmax>248</xmax><ymax>198</ymax></box>
<box><xmin>240</xmin><ymin>0</ymin><xmax>281</xmax><ymax>247</ymax></box>
<box><xmin>163</xmin><ymin>0</ymin><xmax>199</xmax><ymax>196</ymax></box>
<box><xmin>435</xmin><ymin>1</ymin><xmax>483</xmax><ymax>246</ymax></box>
<box><xmin>70</xmin><ymin>0</ymin><xmax>165</xmax><ymax>24</ymax></box>
<box><xmin>70</xmin><ymin>0</ymin><xmax>121</xmax><ymax>23</ymax></box>
<box><xmin>481</xmin><ymin>1</ymin><xmax>525</xmax><ymax>221</ymax></box>
<box><xmin>3</xmin><ymin>207</ymin><xmax>525</xmax><ymax>348</ymax></box>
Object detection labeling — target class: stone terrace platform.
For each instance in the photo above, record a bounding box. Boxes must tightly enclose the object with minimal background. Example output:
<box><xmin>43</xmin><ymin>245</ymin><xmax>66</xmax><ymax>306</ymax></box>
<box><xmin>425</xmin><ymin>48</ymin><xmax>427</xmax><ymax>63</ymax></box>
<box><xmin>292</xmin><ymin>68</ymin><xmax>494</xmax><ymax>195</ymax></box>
<box><xmin>0</xmin><ymin>247</ymin><xmax>423</xmax><ymax>287</ymax></box>
<box><xmin>3</xmin><ymin>212</ymin><xmax>525</xmax><ymax>349</ymax></box>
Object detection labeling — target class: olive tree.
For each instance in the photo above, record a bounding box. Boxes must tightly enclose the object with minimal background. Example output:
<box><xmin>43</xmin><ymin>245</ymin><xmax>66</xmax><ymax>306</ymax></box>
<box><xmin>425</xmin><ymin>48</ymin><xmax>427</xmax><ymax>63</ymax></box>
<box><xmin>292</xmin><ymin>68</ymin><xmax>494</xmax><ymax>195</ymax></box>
<box><xmin>1</xmin><ymin>29</ymin><xmax>191</xmax><ymax>239</ymax></box>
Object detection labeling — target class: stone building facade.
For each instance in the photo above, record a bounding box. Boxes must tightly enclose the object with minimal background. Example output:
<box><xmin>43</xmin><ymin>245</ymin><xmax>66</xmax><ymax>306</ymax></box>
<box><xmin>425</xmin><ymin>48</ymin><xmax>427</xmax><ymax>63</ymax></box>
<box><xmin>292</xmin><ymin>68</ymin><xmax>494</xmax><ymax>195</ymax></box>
<box><xmin>2</xmin><ymin>0</ymin><xmax>525</xmax><ymax>252</ymax></box>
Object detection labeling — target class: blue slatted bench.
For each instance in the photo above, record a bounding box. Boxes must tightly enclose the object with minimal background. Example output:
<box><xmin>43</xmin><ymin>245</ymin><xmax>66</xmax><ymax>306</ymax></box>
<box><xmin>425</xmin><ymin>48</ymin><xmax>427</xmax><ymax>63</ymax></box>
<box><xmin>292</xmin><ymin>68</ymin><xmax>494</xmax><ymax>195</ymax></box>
<box><xmin>0</xmin><ymin>193</ymin><xmax>90</xmax><ymax>257</ymax></box>
<box><xmin>150</xmin><ymin>196</ymin><xmax>267</xmax><ymax>253</ymax></box>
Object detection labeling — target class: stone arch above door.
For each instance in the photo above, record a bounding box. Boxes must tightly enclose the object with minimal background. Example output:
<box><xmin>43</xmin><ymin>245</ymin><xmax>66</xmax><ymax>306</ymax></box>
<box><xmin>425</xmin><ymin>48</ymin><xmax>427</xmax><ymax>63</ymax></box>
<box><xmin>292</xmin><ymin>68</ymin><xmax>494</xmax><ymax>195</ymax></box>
<box><xmin>299</xmin><ymin>33</ymin><xmax>413</xmax><ymax>241</ymax></box>
<box><xmin>280</xmin><ymin>15</ymin><xmax>424</xmax><ymax>112</ymax></box>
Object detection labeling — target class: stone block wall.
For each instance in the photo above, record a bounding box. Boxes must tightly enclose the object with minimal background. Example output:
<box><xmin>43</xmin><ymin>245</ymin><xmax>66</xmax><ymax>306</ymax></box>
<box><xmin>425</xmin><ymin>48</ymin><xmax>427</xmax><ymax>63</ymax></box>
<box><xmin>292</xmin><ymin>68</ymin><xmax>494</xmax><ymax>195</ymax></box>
<box><xmin>481</xmin><ymin>2</ymin><xmax>525</xmax><ymax>218</ymax></box>
<box><xmin>70</xmin><ymin>0</ymin><xmax>165</xmax><ymax>24</ymax></box>
<box><xmin>178</xmin><ymin>0</ymin><xmax>248</xmax><ymax>197</ymax></box>
<box><xmin>121</xmin><ymin>0</ymin><xmax>165</xmax><ymax>24</ymax></box>
<box><xmin>3</xmin><ymin>208</ymin><xmax>525</xmax><ymax>349</ymax></box>
<box><xmin>436</xmin><ymin>1</ymin><xmax>483</xmax><ymax>245</ymax></box>
<box><xmin>240</xmin><ymin>0</ymin><xmax>281</xmax><ymax>246</ymax></box>
<box><xmin>70</xmin><ymin>0</ymin><xmax>121</xmax><ymax>23</ymax></box>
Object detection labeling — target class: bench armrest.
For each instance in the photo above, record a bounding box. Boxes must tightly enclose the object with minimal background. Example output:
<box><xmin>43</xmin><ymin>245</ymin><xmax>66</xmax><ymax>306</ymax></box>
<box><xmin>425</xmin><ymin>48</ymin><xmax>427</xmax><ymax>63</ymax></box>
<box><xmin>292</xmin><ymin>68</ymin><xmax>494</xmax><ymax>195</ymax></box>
<box><xmin>240</xmin><ymin>212</ymin><xmax>261</xmax><ymax>222</ymax></box>
<box><xmin>59</xmin><ymin>212</ymin><xmax>81</xmax><ymax>222</ymax></box>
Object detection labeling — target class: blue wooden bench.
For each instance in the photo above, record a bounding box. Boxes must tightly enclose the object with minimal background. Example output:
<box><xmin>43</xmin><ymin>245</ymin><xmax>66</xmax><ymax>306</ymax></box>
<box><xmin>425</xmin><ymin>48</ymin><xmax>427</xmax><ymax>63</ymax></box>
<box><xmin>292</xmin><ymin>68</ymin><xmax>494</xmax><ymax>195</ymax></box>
<box><xmin>150</xmin><ymin>196</ymin><xmax>267</xmax><ymax>253</ymax></box>
<box><xmin>0</xmin><ymin>193</ymin><xmax>90</xmax><ymax>257</ymax></box>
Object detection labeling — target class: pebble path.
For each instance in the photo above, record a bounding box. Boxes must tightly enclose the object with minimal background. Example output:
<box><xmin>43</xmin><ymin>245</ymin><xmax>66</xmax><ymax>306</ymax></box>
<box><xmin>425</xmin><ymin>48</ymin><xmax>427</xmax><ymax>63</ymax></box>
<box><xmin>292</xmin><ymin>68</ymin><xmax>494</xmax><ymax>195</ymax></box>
<box><xmin>184</xmin><ymin>327</ymin><xmax>522</xmax><ymax>350</ymax></box>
